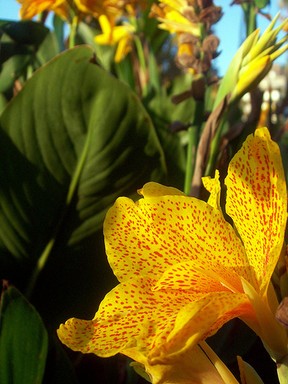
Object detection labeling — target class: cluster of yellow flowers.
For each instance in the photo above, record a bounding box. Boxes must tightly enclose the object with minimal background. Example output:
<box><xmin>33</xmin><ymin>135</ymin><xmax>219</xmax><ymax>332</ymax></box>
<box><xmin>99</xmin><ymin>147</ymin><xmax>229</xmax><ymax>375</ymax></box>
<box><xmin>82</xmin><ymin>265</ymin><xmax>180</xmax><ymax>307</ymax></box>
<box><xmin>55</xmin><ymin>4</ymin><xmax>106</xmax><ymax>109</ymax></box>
<box><xmin>18</xmin><ymin>0</ymin><xmax>222</xmax><ymax>68</ymax></box>
<box><xmin>17</xmin><ymin>0</ymin><xmax>145</xmax><ymax>61</ymax></box>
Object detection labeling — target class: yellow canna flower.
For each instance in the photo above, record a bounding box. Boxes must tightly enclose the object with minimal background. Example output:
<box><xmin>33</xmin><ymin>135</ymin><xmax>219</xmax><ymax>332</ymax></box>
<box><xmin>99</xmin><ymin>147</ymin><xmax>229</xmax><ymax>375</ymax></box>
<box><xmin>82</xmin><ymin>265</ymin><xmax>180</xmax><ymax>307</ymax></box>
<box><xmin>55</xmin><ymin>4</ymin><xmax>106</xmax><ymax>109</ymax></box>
<box><xmin>95</xmin><ymin>14</ymin><xmax>135</xmax><ymax>62</ymax></box>
<box><xmin>17</xmin><ymin>0</ymin><xmax>68</xmax><ymax>20</ymax></box>
<box><xmin>73</xmin><ymin>0</ymin><xmax>145</xmax><ymax>19</ymax></box>
<box><xmin>58</xmin><ymin>127</ymin><xmax>288</xmax><ymax>379</ymax></box>
<box><xmin>73</xmin><ymin>0</ymin><xmax>105</xmax><ymax>16</ymax></box>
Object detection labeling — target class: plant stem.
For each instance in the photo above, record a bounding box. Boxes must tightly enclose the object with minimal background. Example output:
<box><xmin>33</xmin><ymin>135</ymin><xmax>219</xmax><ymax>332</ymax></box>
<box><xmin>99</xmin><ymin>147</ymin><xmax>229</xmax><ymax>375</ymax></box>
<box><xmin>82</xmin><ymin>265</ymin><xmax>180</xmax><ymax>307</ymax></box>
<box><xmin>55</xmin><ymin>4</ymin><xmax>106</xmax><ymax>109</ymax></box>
<box><xmin>69</xmin><ymin>15</ymin><xmax>79</xmax><ymax>49</ymax></box>
<box><xmin>134</xmin><ymin>35</ymin><xmax>148</xmax><ymax>97</ymax></box>
<box><xmin>204</xmin><ymin>115</ymin><xmax>226</xmax><ymax>176</ymax></box>
<box><xmin>184</xmin><ymin>126</ymin><xmax>197</xmax><ymax>195</ymax></box>
<box><xmin>185</xmin><ymin>92</ymin><xmax>204</xmax><ymax>194</ymax></box>
<box><xmin>25</xmin><ymin>239</ymin><xmax>55</xmax><ymax>299</ymax></box>
<box><xmin>241</xmin><ymin>3</ymin><xmax>257</xmax><ymax>37</ymax></box>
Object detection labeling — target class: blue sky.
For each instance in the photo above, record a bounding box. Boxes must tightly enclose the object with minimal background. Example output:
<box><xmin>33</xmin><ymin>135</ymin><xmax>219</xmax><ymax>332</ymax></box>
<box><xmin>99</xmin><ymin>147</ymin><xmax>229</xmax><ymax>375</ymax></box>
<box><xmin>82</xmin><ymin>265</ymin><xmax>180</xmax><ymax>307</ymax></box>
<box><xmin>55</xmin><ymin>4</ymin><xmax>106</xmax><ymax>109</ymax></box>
<box><xmin>0</xmin><ymin>1</ymin><xmax>286</xmax><ymax>76</ymax></box>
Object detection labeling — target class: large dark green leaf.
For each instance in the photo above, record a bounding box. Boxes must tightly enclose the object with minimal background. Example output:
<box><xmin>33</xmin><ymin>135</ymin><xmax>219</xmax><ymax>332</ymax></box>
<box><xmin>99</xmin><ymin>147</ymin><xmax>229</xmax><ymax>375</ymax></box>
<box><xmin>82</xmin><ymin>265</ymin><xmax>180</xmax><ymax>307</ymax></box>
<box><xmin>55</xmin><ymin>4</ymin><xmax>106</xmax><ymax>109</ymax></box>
<box><xmin>0</xmin><ymin>285</ymin><xmax>48</xmax><ymax>384</ymax></box>
<box><xmin>0</xmin><ymin>46</ymin><xmax>165</xmax><ymax>308</ymax></box>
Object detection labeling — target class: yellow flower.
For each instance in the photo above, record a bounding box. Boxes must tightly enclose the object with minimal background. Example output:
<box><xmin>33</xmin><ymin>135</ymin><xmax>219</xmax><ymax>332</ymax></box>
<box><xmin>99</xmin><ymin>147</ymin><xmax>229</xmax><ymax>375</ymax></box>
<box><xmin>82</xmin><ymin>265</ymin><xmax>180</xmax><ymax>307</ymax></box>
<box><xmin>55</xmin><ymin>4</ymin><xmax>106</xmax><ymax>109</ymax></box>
<box><xmin>58</xmin><ymin>127</ymin><xmax>287</xmax><ymax>378</ymax></box>
<box><xmin>150</xmin><ymin>0</ymin><xmax>201</xmax><ymax>36</ymax></box>
<box><xmin>74</xmin><ymin>0</ymin><xmax>145</xmax><ymax>19</ymax></box>
<box><xmin>17</xmin><ymin>0</ymin><xmax>68</xmax><ymax>20</ymax></box>
<box><xmin>95</xmin><ymin>14</ymin><xmax>135</xmax><ymax>62</ymax></box>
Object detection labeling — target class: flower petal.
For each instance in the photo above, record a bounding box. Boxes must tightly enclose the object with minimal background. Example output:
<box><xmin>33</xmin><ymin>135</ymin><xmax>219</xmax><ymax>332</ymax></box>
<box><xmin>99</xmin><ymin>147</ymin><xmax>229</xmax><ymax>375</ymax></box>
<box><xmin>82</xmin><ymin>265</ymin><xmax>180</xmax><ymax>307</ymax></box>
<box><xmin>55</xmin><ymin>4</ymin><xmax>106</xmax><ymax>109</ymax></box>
<box><xmin>104</xmin><ymin>191</ymin><xmax>251</xmax><ymax>283</ymax></box>
<box><xmin>237</xmin><ymin>356</ymin><xmax>264</xmax><ymax>384</ymax></box>
<box><xmin>19</xmin><ymin>0</ymin><xmax>67</xmax><ymax>19</ymax></box>
<box><xmin>145</xmin><ymin>344</ymin><xmax>229</xmax><ymax>384</ymax></box>
<box><xmin>58</xmin><ymin>277</ymin><xmax>203</xmax><ymax>362</ymax></box>
<box><xmin>152</xmin><ymin>260</ymin><xmax>243</xmax><ymax>293</ymax></box>
<box><xmin>138</xmin><ymin>181</ymin><xmax>185</xmax><ymax>198</ymax></box>
<box><xmin>202</xmin><ymin>170</ymin><xmax>222</xmax><ymax>211</ymax></box>
<box><xmin>225</xmin><ymin>127</ymin><xmax>287</xmax><ymax>294</ymax></box>
<box><xmin>149</xmin><ymin>291</ymin><xmax>251</xmax><ymax>363</ymax></box>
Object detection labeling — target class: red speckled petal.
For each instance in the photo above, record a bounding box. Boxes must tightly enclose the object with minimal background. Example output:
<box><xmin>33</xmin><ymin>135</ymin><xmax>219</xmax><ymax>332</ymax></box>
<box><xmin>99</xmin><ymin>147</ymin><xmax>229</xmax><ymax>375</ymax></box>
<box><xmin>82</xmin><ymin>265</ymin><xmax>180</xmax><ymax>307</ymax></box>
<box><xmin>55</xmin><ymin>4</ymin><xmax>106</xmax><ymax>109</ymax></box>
<box><xmin>225</xmin><ymin>127</ymin><xmax>287</xmax><ymax>294</ymax></box>
<box><xmin>152</xmin><ymin>260</ymin><xmax>243</xmax><ymax>293</ymax></box>
<box><xmin>104</xmin><ymin>193</ymin><xmax>252</xmax><ymax>283</ymax></box>
<box><xmin>57</xmin><ymin>277</ymin><xmax>201</xmax><ymax>360</ymax></box>
<box><xmin>149</xmin><ymin>291</ymin><xmax>251</xmax><ymax>364</ymax></box>
<box><xmin>57</xmin><ymin>276</ymin><xmax>250</xmax><ymax>364</ymax></box>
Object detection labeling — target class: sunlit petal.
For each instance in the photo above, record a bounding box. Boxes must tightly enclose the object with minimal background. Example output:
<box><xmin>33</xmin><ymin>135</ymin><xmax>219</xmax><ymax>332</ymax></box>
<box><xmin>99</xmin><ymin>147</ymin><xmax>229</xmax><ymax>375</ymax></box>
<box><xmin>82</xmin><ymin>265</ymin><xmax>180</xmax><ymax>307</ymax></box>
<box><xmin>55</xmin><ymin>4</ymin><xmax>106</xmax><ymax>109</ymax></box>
<box><xmin>152</xmin><ymin>260</ymin><xmax>243</xmax><ymax>293</ymax></box>
<box><xmin>225</xmin><ymin>127</ymin><xmax>287</xmax><ymax>294</ymax></box>
<box><xmin>202</xmin><ymin>170</ymin><xmax>222</xmax><ymax>211</ymax></box>
<box><xmin>104</xmin><ymin>192</ymin><xmax>252</xmax><ymax>283</ymax></box>
<box><xmin>237</xmin><ymin>356</ymin><xmax>264</xmax><ymax>384</ymax></box>
<box><xmin>138</xmin><ymin>181</ymin><xmax>185</xmax><ymax>198</ymax></box>
<box><xmin>145</xmin><ymin>344</ymin><xmax>230</xmax><ymax>384</ymax></box>
<box><xmin>18</xmin><ymin>0</ymin><xmax>67</xmax><ymax>19</ymax></box>
<box><xmin>58</xmin><ymin>276</ymin><xmax>204</xmax><ymax>361</ymax></box>
<box><xmin>150</xmin><ymin>292</ymin><xmax>251</xmax><ymax>363</ymax></box>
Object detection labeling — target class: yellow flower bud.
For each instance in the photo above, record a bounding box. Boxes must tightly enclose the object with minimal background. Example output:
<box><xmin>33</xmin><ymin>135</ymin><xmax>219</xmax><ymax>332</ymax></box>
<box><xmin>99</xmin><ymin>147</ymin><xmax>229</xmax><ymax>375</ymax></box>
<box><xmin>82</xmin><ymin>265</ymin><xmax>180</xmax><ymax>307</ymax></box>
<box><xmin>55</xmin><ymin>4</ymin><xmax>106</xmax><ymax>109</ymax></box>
<box><xmin>230</xmin><ymin>55</ymin><xmax>271</xmax><ymax>103</ymax></box>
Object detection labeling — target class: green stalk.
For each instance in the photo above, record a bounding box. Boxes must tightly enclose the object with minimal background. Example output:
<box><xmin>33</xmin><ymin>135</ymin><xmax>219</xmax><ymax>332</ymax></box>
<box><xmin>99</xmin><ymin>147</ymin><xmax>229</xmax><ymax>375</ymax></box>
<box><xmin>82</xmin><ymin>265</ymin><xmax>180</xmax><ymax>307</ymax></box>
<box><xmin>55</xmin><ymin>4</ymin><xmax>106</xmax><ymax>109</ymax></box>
<box><xmin>25</xmin><ymin>239</ymin><xmax>55</xmax><ymax>299</ymax></box>
<box><xmin>134</xmin><ymin>35</ymin><xmax>148</xmax><ymax>97</ymax></box>
<box><xmin>69</xmin><ymin>15</ymin><xmax>79</xmax><ymax>49</ymax></box>
<box><xmin>205</xmin><ymin>4</ymin><xmax>257</xmax><ymax>177</ymax></box>
<box><xmin>241</xmin><ymin>3</ymin><xmax>257</xmax><ymax>37</ymax></box>
<box><xmin>184</xmin><ymin>126</ymin><xmax>197</xmax><ymax>195</ymax></box>
<box><xmin>184</xmin><ymin>98</ymin><xmax>204</xmax><ymax>195</ymax></box>
<box><xmin>205</xmin><ymin>113</ymin><xmax>227</xmax><ymax>176</ymax></box>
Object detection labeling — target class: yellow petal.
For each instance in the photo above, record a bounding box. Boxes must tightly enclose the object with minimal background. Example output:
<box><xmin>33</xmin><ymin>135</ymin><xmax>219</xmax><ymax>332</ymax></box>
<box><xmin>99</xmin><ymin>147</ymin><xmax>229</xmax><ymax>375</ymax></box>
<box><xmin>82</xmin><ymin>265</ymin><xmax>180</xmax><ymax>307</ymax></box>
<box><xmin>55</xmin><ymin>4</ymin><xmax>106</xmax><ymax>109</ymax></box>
<box><xmin>115</xmin><ymin>37</ymin><xmax>129</xmax><ymax>62</ymax></box>
<box><xmin>202</xmin><ymin>170</ymin><xmax>222</xmax><ymax>211</ymax></box>
<box><xmin>98</xmin><ymin>14</ymin><xmax>112</xmax><ymax>36</ymax></box>
<box><xmin>241</xmin><ymin>277</ymin><xmax>287</xmax><ymax>361</ymax></box>
<box><xmin>95</xmin><ymin>15</ymin><xmax>135</xmax><ymax>47</ymax></box>
<box><xmin>237</xmin><ymin>356</ymin><xmax>264</xmax><ymax>384</ymax></box>
<box><xmin>19</xmin><ymin>0</ymin><xmax>67</xmax><ymax>19</ymax></box>
<box><xmin>73</xmin><ymin>0</ymin><xmax>104</xmax><ymax>15</ymax></box>
<box><xmin>225</xmin><ymin>127</ymin><xmax>287</xmax><ymax>295</ymax></box>
<box><xmin>145</xmin><ymin>344</ymin><xmax>231</xmax><ymax>384</ymax></box>
<box><xmin>58</xmin><ymin>274</ymin><xmax>250</xmax><ymax>366</ymax></box>
<box><xmin>200</xmin><ymin>342</ymin><xmax>240</xmax><ymax>384</ymax></box>
<box><xmin>138</xmin><ymin>181</ymin><xmax>185</xmax><ymax>197</ymax></box>
<box><xmin>104</xmin><ymin>192</ymin><xmax>251</xmax><ymax>283</ymax></box>
<box><xmin>152</xmin><ymin>260</ymin><xmax>243</xmax><ymax>293</ymax></box>
<box><xmin>231</xmin><ymin>56</ymin><xmax>272</xmax><ymax>102</ymax></box>
<box><xmin>58</xmin><ymin>276</ymin><xmax>204</xmax><ymax>362</ymax></box>
<box><xmin>150</xmin><ymin>291</ymin><xmax>250</xmax><ymax>363</ymax></box>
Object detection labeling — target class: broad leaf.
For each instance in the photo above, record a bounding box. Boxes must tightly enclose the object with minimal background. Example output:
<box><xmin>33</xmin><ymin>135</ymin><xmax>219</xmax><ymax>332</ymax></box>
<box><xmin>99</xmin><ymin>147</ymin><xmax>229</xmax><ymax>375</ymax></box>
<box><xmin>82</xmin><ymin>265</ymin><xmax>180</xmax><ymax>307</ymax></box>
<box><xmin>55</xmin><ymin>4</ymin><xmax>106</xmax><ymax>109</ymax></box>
<box><xmin>0</xmin><ymin>46</ymin><xmax>166</xmax><ymax>316</ymax></box>
<box><xmin>0</xmin><ymin>285</ymin><xmax>48</xmax><ymax>384</ymax></box>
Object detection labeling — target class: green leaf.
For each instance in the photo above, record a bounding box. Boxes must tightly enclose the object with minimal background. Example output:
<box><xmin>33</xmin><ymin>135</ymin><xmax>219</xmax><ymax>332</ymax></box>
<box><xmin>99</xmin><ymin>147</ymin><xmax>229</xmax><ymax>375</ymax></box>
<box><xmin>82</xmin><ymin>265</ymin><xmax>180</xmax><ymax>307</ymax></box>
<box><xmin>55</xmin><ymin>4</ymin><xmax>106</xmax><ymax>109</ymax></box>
<box><xmin>0</xmin><ymin>45</ymin><xmax>165</xmax><ymax>299</ymax></box>
<box><xmin>0</xmin><ymin>54</ymin><xmax>31</xmax><ymax>92</ymax></box>
<box><xmin>0</xmin><ymin>20</ymin><xmax>59</xmax><ymax>93</ymax></box>
<box><xmin>76</xmin><ymin>22</ymin><xmax>114</xmax><ymax>72</ymax></box>
<box><xmin>0</xmin><ymin>20</ymin><xmax>49</xmax><ymax>46</ymax></box>
<box><xmin>0</xmin><ymin>285</ymin><xmax>48</xmax><ymax>384</ymax></box>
